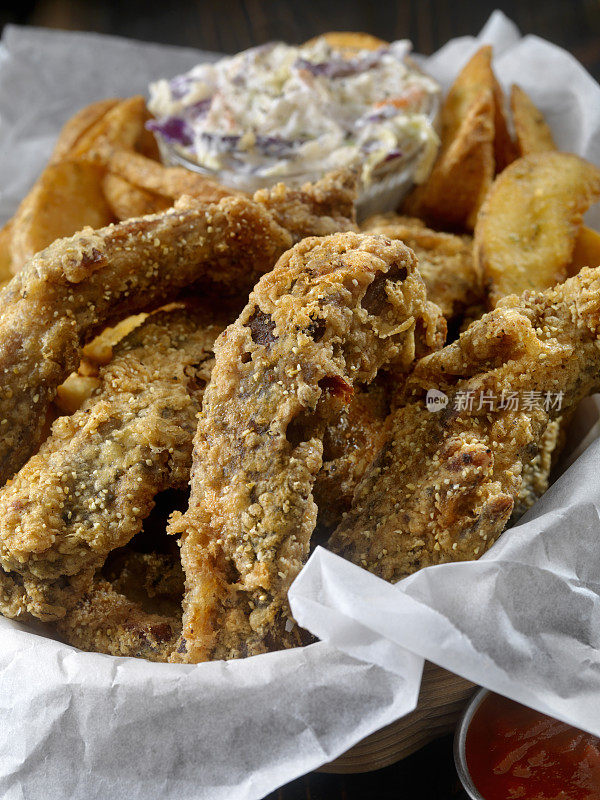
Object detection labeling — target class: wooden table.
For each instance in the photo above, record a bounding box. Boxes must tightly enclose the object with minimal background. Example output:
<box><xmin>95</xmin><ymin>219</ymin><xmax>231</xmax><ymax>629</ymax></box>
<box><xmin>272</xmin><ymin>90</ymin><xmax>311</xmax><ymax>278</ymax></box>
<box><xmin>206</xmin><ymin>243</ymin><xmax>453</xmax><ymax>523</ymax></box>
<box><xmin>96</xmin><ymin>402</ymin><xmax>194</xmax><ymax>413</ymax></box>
<box><xmin>1</xmin><ymin>1</ymin><xmax>598</xmax><ymax>798</ymax></box>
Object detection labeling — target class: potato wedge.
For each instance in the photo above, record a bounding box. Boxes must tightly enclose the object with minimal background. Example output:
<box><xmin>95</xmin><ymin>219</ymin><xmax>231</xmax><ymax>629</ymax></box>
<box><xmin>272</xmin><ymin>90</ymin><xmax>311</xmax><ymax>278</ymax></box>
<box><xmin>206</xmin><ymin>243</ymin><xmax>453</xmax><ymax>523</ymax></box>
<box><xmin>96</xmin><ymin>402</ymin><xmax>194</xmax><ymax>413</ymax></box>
<box><xmin>0</xmin><ymin>219</ymin><xmax>14</xmax><ymax>284</ymax></box>
<box><xmin>135</xmin><ymin>122</ymin><xmax>161</xmax><ymax>161</ymax></box>
<box><xmin>55</xmin><ymin>375</ymin><xmax>101</xmax><ymax>415</ymax></box>
<box><xmin>104</xmin><ymin>150</ymin><xmax>233</xmax><ymax>203</ymax></box>
<box><xmin>403</xmin><ymin>46</ymin><xmax>496</xmax><ymax>230</ymax></box>
<box><xmin>568</xmin><ymin>225</ymin><xmax>600</xmax><ymax>274</ymax></box>
<box><xmin>492</xmin><ymin>74</ymin><xmax>517</xmax><ymax>171</ymax></box>
<box><xmin>49</xmin><ymin>98</ymin><xmax>120</xmax><ymax>163</ymax></box>
<box><xmin>10</xmin><ymin>160</ymin><xmax>114</xmax><ymax>271</ymax></box>
<box><xmin>304</xmin><ymin>32</ymin><xmax>387</xmax><ymax>53</ymax></box>
<box><xmin>474</xmin><ymin>152</ymin><xmax>600</xmax><ymax>305</ymax></box>
<box><xmin>70</xmin><ymin>96</ymin><xmax>149</xmax><ymax>161</ymax></box>
<box><xmin>102</xmin><ymin>173</ymin><xmax>170</xmax><ymax>220</ymax></box>
<box><xmin>511</xmin><ymin>84</ymin><xmax>556</xmax><ymax>156</ymax></box>
<box><xmin>82</xmin><ymin>314</ymin><xmax>147</xmax><ymax>366</ymax></box>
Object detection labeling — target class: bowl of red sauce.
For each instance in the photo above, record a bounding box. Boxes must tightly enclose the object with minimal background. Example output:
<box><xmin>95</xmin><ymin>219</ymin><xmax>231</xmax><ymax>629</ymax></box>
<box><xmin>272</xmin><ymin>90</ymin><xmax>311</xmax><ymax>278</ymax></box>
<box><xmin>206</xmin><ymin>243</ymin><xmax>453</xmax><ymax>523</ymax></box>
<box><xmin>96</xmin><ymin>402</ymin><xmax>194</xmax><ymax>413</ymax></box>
<box><xmin>454</xmin><ymin>688</ymin><xmax>600</xmax><ymax>800</ymax></box>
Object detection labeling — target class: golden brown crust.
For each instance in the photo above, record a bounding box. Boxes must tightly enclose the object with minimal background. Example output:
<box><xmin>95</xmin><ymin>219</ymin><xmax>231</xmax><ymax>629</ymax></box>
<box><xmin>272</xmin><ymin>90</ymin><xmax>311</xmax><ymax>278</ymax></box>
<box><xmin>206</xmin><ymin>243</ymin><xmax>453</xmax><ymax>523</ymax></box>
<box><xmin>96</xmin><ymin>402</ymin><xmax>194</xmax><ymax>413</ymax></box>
<box><xmin>329</xmin><ymin>268</ymin><xmax>600</xmax><ymax>581</ymax></box>
<box><xmin>314</xmin><ymin>379</ymin><xmax>390</xmax><ymax>529</ymax></box>
<box><xmin>170</xmin><ymin>232</ymin><xmax>445</xmax><ymax>663</ymax></box>
<box><xmin>0</xmin><ymin>172</ymin><xmax>356</xmax><ymax>485</ymax></box>
<box><xmin>0</xmin><ymin>306</ymin><xmax>220</xmax><ymax>621</ymax></box>
<box><xmin>403</xmin><ymin>47</ymin><xmax>496</xmax><ymax>231</ymax></box>
<box><xmin>55</xmin><ymin>575</ymin><xmax>181</xmax><ymax>662</ymax></box>
<box><xmin>361</xmin><ymin>212</ymin><xmax>481</xmax><ymax>319</ymax></box>
<box><xmin>512</xmin><ymin>418</ymin><xmax>561</xmax><ymax>519</ymax></box>
<box><xmin>510</xmin><ymin>84</ymin><xmax>556</xmax><ymax>157</ymax></box>
<box><xmin>303</xmin><ymin>32</ymin><xmax>388</xmax><ymax>54</ymax></box>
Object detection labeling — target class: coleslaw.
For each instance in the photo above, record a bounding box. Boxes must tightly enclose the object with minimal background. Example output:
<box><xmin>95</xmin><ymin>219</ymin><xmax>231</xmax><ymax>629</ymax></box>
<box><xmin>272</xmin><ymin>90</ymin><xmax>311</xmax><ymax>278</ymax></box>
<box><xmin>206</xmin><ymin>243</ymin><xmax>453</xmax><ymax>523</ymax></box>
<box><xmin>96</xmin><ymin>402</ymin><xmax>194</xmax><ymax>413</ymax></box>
<box><xmin>147</xmin><ymin>38</ymin><xmax>440</xmax><ymax>189</ymax></box>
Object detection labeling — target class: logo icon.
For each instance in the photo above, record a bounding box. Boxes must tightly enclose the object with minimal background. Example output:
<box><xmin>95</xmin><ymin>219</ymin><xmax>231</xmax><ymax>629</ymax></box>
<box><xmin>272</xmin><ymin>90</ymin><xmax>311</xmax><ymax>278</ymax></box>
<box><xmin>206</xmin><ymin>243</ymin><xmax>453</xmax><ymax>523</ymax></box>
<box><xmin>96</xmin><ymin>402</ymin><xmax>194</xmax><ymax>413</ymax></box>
<box><xmin>425</xmin><ymin>388</ymin><xmax>448</xmax><ymax>413</ymax></box>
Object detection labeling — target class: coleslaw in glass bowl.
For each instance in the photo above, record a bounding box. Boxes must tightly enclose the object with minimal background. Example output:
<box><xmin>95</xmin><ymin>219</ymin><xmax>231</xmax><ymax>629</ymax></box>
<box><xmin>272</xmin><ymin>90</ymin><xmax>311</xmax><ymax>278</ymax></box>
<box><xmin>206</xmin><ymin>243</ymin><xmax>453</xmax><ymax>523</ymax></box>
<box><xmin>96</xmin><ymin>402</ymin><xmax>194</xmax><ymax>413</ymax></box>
<box><xmin>147</xmin><ymin>37</ymin><xmax>441</xmax><ymax>217</ymax></box>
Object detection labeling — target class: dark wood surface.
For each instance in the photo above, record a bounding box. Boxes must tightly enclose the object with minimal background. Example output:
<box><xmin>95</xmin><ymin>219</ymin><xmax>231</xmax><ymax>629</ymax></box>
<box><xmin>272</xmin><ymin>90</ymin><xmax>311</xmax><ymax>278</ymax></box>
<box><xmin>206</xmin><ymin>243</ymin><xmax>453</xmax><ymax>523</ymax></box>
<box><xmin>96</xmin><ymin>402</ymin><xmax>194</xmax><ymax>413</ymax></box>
<box><xmin>1</xmin><ymin>1</ymin><xmax>598</xmax><ymax>798</ymax></box>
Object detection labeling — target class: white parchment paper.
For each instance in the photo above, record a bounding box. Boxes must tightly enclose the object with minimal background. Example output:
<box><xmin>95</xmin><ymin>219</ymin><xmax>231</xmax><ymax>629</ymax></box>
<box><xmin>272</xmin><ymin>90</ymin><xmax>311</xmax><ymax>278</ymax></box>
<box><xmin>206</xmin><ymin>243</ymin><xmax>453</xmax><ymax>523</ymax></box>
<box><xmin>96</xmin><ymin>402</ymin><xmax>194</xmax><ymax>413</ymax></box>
<box><xmin>0</xmin><ymin>10</ymin><xmax>599</xmax><ymax>800</ymax></box>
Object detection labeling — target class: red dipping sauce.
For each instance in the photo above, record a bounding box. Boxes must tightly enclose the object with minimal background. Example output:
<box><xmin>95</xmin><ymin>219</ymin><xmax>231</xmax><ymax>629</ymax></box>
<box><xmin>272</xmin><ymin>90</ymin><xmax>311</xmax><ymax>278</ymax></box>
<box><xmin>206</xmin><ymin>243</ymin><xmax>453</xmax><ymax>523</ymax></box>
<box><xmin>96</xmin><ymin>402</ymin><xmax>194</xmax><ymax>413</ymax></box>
<box><xmin>465</xmin><ymin>693</ymin><xmax>600</xmax><ymax>800</ymax></box>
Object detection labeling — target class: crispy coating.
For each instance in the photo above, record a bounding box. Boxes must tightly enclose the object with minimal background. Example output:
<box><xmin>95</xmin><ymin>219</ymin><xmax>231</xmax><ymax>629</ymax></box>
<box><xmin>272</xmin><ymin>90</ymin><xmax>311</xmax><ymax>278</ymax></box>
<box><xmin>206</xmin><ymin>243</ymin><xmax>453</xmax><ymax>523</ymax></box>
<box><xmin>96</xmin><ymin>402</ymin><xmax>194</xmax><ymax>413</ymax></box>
<box><xmin>0</xmin><ymin>307</ymin><xmax>220</xmax><ymax>621</ymax></box>
<box><xmin>253</xmin><ymin>169</ymin><xmax>357</xmax><ymax>240</ymax></box>
<box><xmin>55</xmin><ymin>556</ymin><xmax>182</xmax><ymax>662</ymax></box>
<box><xmin>104</xmin><ymin>549</ymin><xmax>185</xmax><ymax>614</ymax></box>
<box><xmin>362</xmin><ymin>212</ymin><xmax>481</xmax><ymax>319</ymax></box>
<box><xmin>314</xmin><ymin>379</ymin><xmax>391</xmax><ymax>530</ymax></box>
<box><xmin>170</xmin><ymin>232</ymin><xmax>445</xmax><ymax>663</ymax></box>
<box><xmin>329</xmin><ymin>268</ymin><xmax>600</xmax><ymax>581</ymax></box>
<box><xmin>0</xmin><ymin>172</ymin><xmax>356</xmax><ymax>485</ymax></box>
<box><xmin>314</xmin><ymin>212</ymin><xmax>479</xmax><ymax>527</ymax></box>
<box><xmin>56</xmin><ymin>549</ymin><xmax>184</xmax><ymax>662</ymax></box>
<box><xmin>512</xmin><ymin>418</ymin><xmax>561</xmax><ymax>519</ymax></box>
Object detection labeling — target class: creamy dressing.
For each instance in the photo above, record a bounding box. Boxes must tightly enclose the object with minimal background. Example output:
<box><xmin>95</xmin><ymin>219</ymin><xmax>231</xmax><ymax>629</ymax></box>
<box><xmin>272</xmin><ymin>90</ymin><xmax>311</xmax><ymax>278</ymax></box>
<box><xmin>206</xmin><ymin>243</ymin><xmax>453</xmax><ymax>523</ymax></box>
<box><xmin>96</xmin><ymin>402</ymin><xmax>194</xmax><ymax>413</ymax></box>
<box><xmin>148</xmin><ymin>39</ymin><xmax>440</xmax><ymax>187</ymax></box>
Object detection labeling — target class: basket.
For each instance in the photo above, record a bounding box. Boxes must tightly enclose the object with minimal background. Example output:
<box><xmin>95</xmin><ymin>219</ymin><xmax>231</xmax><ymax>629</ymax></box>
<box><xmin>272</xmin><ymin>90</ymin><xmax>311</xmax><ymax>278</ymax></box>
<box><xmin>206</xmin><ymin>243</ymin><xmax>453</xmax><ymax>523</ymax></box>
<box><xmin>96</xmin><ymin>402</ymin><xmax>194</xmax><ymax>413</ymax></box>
<box><xmin>321</xmin><ymin>661</ymin><xmax>477</xmax><ymax>773</ymax></box>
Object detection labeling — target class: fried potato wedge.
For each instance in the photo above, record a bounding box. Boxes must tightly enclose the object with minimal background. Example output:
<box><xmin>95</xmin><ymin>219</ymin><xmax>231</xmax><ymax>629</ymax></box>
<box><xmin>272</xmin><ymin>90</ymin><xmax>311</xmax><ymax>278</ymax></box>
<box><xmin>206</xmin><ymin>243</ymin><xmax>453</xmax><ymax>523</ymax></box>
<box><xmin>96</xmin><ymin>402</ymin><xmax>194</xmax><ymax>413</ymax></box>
<box><xmin>70</xmin><ymin>96</ymin><xmax>149</xmax><ymax>160</ymax></box>
<box><xmin>49</xmin><ymin>98</ymin><xmax>120</xmax><ymax>163</ymax></box>
<box><xmin>511</xmin><ymin>84</ymin><xmax>556</xmax><ymax>156</ymax></box>
<box><xmin>403</xmin><ymin>46</ymin><xmax>496</xmax><ymax>230</ymax></box>
<box><xmin>135</xmin><ymin>123</ymin><xmax>161</xmax><ymax>161</ymax></box>
<box><xmin>492</xmin><ymin>74</ymin><xmax>517</xmax><ymax>171</ymax></box>
<box><xmin>568</xmin><ymin>225</ymin><xmax>600</xmax><ymax>274</ymax></box>
<box><xmin>474</xmin><ymin>152</ymin><xmax>600</xmax><ymax>305</ymax></box>
<box><xmin>304</xmin><ymin>32</ymin><xmax>387</xmax><ymax>53</ymax></box>
<box><xmin>10</xmin><ymin>160</ymin><xmax>114</xmax><ymax>271</ymax></box>
<box><xmin>102</xmin><ymin>173</ymin><xmax>170</xmax><ymax>220</ymax></box>
<box><xmin>104</xmin><ymin>150</ymin><xmax>233</xmax><ymax>203</ymax></box>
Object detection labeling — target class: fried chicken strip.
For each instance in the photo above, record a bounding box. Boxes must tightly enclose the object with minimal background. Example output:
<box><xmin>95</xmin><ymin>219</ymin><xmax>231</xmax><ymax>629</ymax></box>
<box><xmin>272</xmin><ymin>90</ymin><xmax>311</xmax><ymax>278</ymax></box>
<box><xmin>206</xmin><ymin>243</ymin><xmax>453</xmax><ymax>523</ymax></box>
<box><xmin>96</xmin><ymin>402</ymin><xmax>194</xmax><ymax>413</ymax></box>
<box><xmin>329</xmin><ymin>268</ymin><xmax>600</xmax><ymax>581</ymax></box>
<box><xmin>0</xmin><ymin>306</ymin><xmax>220</xmax><ymax>621</ymax></box>
<box><xmin>170</xmin><ymin>232</ymin><xmax>445</xmax><ymax>663</ymax></box>
<box><xmin>0</xmin><ymin>172</ymin><xmax>356</xmax><ymax>485</ymax></box>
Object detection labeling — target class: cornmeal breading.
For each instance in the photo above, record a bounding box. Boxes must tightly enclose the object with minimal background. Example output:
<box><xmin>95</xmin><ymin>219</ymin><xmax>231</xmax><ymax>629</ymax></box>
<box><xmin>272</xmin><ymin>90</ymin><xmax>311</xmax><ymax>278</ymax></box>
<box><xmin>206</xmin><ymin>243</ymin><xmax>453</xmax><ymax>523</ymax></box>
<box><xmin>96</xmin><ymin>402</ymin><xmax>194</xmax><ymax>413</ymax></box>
<box><xmin>0</xmin><ymin>307</ymin><xmax>220</xmax><ymax>621</ymax></box>
<box><xmin>170</xmin><ymin>232</ymin><xmax>446</xmax><ymax>663</ymax></box>
<box><xmin>512</xmin><ymin>418</ymin><xmax>561</xmax><ymax>519</ymax></box>
<box><xmin>0</xmin><ymin>172</ymin><xmax>356</xmax><ymax>484</ymax></box>
<box><xmin>314</xmin><ymin>379</ymin><xmax>390</xmax><ymax>530</ymax></box>
<box><xmin>361</xmin><ymin>212</ymin><xmax>481</xmax><ymax>319</ymax></box>
<box><xmin>56</xmin><ymin>580</ymin><xmax>180</xmax><ymax>662</ymax></box>
<box><xmin>56</xmin><ymin>549</ymin><xmax>184</xmax><ymax>661</ymax></box>
<box><xmin>329</xmin><ymin>268</ymin><xmax>600</xmax><ymax>581</ymax></box>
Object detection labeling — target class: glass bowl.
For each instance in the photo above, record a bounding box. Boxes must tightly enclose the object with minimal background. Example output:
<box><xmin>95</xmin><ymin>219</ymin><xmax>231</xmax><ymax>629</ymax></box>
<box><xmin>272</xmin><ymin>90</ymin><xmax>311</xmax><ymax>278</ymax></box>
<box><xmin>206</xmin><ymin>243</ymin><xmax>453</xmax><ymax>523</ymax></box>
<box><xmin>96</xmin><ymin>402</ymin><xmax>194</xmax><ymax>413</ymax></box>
<box><xmin>156</xmin><ymin>106</ymin><xmax>439</xmax><ymax>223</ymax></box>
<box><xmin>453</xmin><ymin>687</ymin><xmax>488</xmax><ymax>800</ymax></box>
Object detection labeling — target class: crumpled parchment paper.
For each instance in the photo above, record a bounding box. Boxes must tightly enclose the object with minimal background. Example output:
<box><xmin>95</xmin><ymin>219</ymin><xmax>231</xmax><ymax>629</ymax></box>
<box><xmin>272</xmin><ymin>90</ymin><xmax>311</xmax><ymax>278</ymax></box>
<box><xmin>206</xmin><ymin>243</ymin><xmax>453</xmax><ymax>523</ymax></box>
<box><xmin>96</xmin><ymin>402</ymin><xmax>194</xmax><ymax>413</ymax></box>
<box><xmin>0</xmin><ymin>10</ymin><xmax>598</xmax><ymax>799</ymax></box>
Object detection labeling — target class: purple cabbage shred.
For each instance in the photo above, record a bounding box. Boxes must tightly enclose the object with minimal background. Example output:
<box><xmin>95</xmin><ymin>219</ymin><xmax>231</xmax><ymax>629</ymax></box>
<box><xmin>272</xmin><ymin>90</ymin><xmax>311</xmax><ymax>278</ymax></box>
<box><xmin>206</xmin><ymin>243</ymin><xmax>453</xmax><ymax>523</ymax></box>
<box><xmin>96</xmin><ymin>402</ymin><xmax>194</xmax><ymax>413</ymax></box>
<box><xmin>146</xmin><ymin>116</ymin><xmax>194</xmax><ymax>147</ymax></box>
<box><xmin>295</xmin><ymin>48</ymin><xmax>388</xmax><ymax>79</ymax></box>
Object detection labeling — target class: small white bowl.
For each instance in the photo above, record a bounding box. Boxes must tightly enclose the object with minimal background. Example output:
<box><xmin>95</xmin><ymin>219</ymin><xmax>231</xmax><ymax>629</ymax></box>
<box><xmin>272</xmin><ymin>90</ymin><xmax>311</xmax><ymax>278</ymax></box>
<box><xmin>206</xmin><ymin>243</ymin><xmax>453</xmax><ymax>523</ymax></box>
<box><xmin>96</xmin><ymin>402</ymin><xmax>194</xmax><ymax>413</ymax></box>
<box><xmin>453</xmin><ymin>687</ymin><xmax>488</xmax><ymax>800</ymax></box>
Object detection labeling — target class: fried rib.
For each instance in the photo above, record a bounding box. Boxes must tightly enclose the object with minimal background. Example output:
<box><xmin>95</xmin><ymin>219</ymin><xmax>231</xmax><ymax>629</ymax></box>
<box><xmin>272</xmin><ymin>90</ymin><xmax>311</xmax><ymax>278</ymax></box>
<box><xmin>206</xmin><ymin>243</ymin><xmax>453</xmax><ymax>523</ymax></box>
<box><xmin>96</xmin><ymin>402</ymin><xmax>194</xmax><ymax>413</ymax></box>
<box><xmin>0</xmin><ymin>307</ymin><xmax>220</xmax><ymax>621</ymax></box>
<box><xmin>170</xmin><ymin>232</ymin><xmax>445</xmax><ymax>663</ymax></box>
<box><xmin>362</xmin><ymin>212</ymin><xmax>481</xmax><ymax>319</ymax></box>
<box><xmin>0</xmin><ymin>172</ymin><xmax>356</xmax><ymax>485</ymax></box>
<box><xmin>329</xmin><ymin>268</ymin><xmax>600</xmax><ymax>581</ymax></box>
